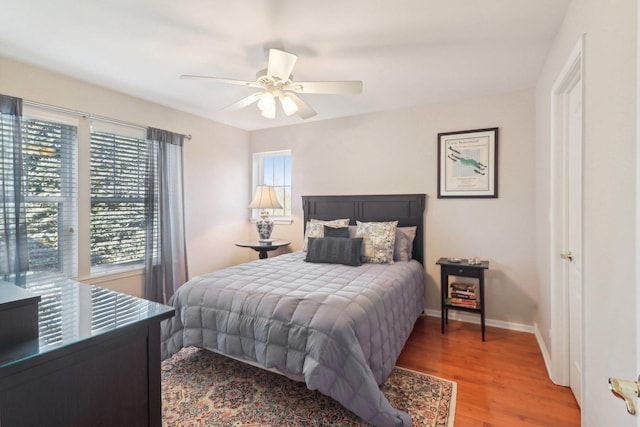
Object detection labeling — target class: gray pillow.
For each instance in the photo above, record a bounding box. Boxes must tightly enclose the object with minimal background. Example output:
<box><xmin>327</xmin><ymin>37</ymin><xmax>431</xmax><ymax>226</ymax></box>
<box><xmin>323</xmin><ymin>225</ymin><xmax>349</xmax><ymax>238</ymax></box>
<box><xmin>394</xmin><ymin>226</ymin><xmax>417</xmax><ymax>262</ymax></box>
<box><xmin>305</xmin><ymin>237</ymin><xmax>363</xmax><ymax>266</ymax></box>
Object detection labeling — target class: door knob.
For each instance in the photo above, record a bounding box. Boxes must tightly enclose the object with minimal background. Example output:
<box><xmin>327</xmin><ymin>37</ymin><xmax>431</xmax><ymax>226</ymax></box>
<box><xmin>609</xmin><ymin>376</ymin><xmax>640</xmax><ymax>415</ymax></box>
<box><xmin>560</xmin><ymin>252</ymin><xmax>573</xmax><ymax>261</ymax></box>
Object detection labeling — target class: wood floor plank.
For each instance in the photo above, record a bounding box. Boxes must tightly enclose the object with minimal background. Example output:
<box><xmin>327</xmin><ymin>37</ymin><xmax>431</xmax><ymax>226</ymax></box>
<box><xmin>396</xmin><ymin>315</ymin><xmax>580</xmax><ymax>426</ymax></box>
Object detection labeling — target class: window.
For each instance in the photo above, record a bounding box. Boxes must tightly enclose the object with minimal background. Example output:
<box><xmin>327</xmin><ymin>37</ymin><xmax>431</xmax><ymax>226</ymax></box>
<box><xmin>2</xmin><ymin>100</ymin><xmax>169</xmax><ymax>281</ymax></box>
<box><xmin>252</xmin><ymin>150</ymin><xmax>291</xmax><ymax>221</ymax></box>
<box><xmin>21</xmin><ymin>107</ymin><xmax>78</xmax><ymax>278</ymax></box>
<box><xmin>90</xmin><ymin>121</ymin><xmax>149</xmax><ymax>271</ymax></box>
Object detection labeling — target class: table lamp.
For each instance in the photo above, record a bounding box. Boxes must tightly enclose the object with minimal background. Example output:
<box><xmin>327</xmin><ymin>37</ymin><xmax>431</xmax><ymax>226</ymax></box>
<box><xmin>249</xmin><ymin>185</ymin><xmax>283</xmax><ymax>241</ymax></box>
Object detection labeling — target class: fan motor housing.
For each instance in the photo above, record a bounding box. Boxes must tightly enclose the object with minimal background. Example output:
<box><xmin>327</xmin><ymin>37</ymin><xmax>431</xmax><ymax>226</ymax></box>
<box><xmin>256</xmin><ymin>68</ymin><xmax>293</xmax><ymax>85</ymax></box>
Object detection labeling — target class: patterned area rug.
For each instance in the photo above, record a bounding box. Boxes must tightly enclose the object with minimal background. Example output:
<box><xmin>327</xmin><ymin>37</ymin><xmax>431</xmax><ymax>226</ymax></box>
<box><xmin>162</xmin><ymin>347</ymin><xmax>456</xmax><ymax>427</ymax></box>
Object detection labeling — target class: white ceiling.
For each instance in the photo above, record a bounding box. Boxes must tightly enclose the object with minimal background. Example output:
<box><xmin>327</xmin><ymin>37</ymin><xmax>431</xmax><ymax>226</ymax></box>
<box><xmin>0</xmin><ymin>0</ymin><xmax>570</xmax><ymax>131</ymax></box>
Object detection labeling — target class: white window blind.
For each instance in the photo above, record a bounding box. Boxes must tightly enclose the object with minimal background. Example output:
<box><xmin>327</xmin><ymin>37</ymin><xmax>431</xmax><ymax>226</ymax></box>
<box><xmin>4</xmin><ymin>106</ymin><xmax>80</xmax><ymax>348</ymax></box>
<box><xmin>90</xmin><ymin>121</ymin><xmax>148</xmax><ymax>271</ymax></box>
<box><xmin>22</xmin><ymin>108</ymin><xmax>78</xmax><ymax>278</ymax></box>
<box><xmin>252</xmin><ymin>150</ymin><xmax>292</xmax><ymax>219</ymax></box>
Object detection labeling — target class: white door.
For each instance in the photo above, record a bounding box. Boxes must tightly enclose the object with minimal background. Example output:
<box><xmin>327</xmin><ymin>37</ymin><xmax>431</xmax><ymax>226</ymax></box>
<box><xmin>636</xmin><ymin>6</ymin><xmax>640</xmax><ymax>426</ymax></box>
<box><xmin>601</xmin><ymin>3</ymin><xmax>640</xmax><ymax>424</ymax></box>
<box><xmin>608</xmin><ymin>8</ymin><xmax>640</xmax><ymax>421</ymax></box>
<box><xmin>566</xmin><ymin>77</ymin><xmax>583</xmax><ymax>406</ymax></box>
<box><xmin>549</xmin><ymin>35</ymin><xmax>584</xmax><ymax>406</ymax></box>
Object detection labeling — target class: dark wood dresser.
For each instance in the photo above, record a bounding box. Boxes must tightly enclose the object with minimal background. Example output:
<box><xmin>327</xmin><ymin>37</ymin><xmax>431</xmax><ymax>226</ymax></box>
<box><xmin>0</xmin><ymin>279</ymin><xmax>174</xmax><ymax>427</ymax></box>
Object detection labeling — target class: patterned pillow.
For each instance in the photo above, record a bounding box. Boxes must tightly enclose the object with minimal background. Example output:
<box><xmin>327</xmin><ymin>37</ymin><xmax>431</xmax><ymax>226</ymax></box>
<box><xmin>303</xmin><ymin>218</ymin><xmax>350</xmax><ymax>251</ymax></box>
<box><xmin>355</xmin><ymin>220</ymin><xmax>398</xmax><ymax>264</ymax></box>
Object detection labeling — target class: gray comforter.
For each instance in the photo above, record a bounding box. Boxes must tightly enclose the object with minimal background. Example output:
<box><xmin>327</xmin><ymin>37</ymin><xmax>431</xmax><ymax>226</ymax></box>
<box><xmin>161</xmin><ymin>251</ymin><xmax>425</xmax><ymax>426</ymax></box>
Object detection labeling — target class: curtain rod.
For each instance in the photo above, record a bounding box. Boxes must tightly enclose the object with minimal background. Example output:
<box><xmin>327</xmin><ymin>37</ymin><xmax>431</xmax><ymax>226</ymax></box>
<box><xmin>23</xmin><ymin>99</ymin><xmax>192</xmax><ymax>140</ymax></box>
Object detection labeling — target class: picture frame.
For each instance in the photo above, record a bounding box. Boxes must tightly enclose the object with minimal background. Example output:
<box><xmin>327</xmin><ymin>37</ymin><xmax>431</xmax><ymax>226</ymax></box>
<box><xmin>437</xmin><ymin>127</ymin><xmax>498</xmax><ymax>198</ymax></box>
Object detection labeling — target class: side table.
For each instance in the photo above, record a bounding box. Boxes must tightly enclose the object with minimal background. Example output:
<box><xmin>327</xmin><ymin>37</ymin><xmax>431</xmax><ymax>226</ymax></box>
<box><xmin>235</xmin><ymin>240</ymin><xmax>290</xmax><ymax>259</ymax></box>
<box><xmin>436</xmin><ymin>257</ymin><xmax>490</xmax><ymax>341</ymax></box>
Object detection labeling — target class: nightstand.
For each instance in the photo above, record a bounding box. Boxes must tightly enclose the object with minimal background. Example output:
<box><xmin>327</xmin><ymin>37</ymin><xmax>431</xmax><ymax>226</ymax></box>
<box><xmin>235</xmin><ymin>240</ymin><xmax>290</xmax><ymax>259</ymax></box>
<box><xmin>436</xmin><ymin>257</ymin><xmax>490</xmax><ymax>341</ymax></box>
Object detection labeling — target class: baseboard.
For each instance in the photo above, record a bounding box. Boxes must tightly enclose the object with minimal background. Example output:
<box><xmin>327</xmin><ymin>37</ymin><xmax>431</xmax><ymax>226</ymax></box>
<box><xmin>533</xmin><ymin>322</ymin><xmax>555</xmax><ymax>381</ymax></box>
<box><xmin>423</xmin><ymin>309</ymin><xmax>534</xmax><ymax>334</ymax></box>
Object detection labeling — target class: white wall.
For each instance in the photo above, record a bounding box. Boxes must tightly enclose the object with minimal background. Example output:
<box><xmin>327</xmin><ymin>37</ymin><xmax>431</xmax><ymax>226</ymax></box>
<box><xmin>535</xmin><ymin>0</ymin><xmax>637</xmax><ymax>425</ymax></box>
<box><xmin>250</xmin><ymin>89</ymin><xmax>538</xmax><ymax>327</ymax></box>
<box><xmin>0</xmin><ymin>57</ymin><xmax>251</xmax><ymax>296</ymax></box>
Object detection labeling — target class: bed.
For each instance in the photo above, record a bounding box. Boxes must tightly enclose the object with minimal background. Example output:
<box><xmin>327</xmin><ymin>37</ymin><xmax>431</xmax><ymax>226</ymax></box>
<box><xmin>161</xmin><ymin>194</ymin><xmax>426</xmax><ymax>426</ymax></box>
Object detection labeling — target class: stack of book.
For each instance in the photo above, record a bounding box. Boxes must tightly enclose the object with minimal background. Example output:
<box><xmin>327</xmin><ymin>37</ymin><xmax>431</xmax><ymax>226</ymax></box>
<box><xmin>449</xmin><ymin>282</ymin><xmax>478</xmax><ymax>308</ymax></box>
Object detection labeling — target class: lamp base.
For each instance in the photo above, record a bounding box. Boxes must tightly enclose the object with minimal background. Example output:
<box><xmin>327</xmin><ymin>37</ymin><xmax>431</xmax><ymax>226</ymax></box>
<box><xmin>256</xmin><ymin>212</ymin><xmax>274</xmax><ymax>241</ymax></box>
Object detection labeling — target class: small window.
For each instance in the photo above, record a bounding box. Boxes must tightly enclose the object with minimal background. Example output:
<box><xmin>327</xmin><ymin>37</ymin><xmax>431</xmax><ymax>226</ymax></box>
<box><xmin>252</xmin><ymin>150</ymin><xmax>291</xmax><ymax>221</ymax></box>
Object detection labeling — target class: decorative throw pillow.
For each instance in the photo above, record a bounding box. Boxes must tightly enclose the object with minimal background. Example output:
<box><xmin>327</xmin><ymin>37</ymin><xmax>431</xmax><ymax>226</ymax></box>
<box><xmin>355</xmin><ymin>220</ymin><xmax>398</xmax><ymax>264</ymax></box>
<box><xmin>394</xmin><ymin>226</ymin><xmax>417</xmax><ymax>262</ymax></box>
<box><xmin>303</xmin><ymin>218</ymin><xmax>350</xmax><ymax>251</ymax></box>
<box><xmin>323</xmin><ymin>225</ymin><xmax>349</xmax><ymax>238</ymax></box>
<box><xmin>305</xmin><ymin>237</ymin><xmax>363</xmax><ymax>266</ymax></box>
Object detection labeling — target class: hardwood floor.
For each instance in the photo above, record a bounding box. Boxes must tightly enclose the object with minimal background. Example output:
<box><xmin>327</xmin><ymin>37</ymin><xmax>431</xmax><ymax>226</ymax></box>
<box><xmin>396</xmin><ymin>315</ymin><xmax>580</xmax><ymax>426</ymax></box>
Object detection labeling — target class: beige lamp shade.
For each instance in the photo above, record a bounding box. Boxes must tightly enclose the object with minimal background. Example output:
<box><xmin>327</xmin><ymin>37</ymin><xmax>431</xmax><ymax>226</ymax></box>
<box><xmin>249</xmin><ymin>185</ymin><xmax>283</xmax><ymax>210</ymax></box>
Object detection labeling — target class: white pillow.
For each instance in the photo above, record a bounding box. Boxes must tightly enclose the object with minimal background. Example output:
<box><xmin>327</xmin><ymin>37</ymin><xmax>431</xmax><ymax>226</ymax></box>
<box><xmin>355</xmin><ymin>220</ymin><xmax>398</xmax><ymax>264</ymax></box>
<box><xmin>303</xmin><ymin>218</ymin><xmax>350</xmax><ymax>251</ymax></box>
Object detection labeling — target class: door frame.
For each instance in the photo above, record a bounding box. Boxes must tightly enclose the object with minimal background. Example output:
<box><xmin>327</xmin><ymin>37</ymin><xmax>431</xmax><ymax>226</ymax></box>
<box><xmin>636</xmin><ymin>1</ymin><xmax>640</xmax><ymax>425</ymax></box>
<box><xmin>549</xmin><ymin>34</ymin><xmax>585</xmax><ymax>389</ymax></box>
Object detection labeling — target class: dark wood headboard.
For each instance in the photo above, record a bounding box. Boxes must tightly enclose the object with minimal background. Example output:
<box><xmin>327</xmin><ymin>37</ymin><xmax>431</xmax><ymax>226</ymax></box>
<box><xmin>302</xmin><ymin>194</ymin><xmax>426</xmax><ymax>264</ymax></box>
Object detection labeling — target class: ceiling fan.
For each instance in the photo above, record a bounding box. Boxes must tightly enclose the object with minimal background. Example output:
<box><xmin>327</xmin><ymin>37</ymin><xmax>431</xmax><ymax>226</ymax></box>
<box><xmin>180</xmin><ymin>49</ymin><xmax>363</xmax><ymax>119</ymax></box>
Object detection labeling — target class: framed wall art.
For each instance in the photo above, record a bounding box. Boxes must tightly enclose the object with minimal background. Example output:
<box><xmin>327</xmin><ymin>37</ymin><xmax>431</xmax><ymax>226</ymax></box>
<box><xmin>437</xmin><ymin>127</ymin><xmax>498</xmax><ymax>198</ymax></box>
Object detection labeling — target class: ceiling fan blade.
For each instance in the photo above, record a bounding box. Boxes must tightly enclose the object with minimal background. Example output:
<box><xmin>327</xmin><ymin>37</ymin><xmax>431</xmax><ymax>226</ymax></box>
<box><xmin>287</xmin><ymin>93</ymin><xmax>317</xmax><ymax>119</ymax></box>
<box><xmin>291</xmin><ymin>81</ymin><xmax>363</xmax><ymax>94</ymax></box>
<box><xmin>223</xmin><ymin>93</ymin><xmax>262</xmax><ymax>111</ymax></box>
<box><xmin>267</xmin><ymin>49</ymin><xmax>298</xmax><ymax>81</ymax></box>
<box><xmin>180</xmin><ymin>75</ymin><xmax>263</xmax><ymax>88</ymax></box>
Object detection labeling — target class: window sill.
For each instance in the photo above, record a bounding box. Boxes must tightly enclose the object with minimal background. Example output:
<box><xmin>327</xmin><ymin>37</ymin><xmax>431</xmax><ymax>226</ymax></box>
<box><xmin>250</xmin><ymin>218</ymin><xmax>293</xmax><ymax>225</ymax></box>
<box><xmin>78</xmin><ymin>264</ymin><xmax>144</xmax><ymax>283</ymax></box>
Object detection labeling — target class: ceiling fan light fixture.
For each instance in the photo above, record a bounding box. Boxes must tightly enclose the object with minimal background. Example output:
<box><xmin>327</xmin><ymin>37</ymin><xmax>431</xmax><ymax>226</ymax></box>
<box><xmin>280</xmin><ymin>94</ymin><xmax>299</xmax><ymax>116</ymax></box>
<box><xmin>257</xmin><ymin>92</ymin><xmax>276</xmax><ymax>118</ymax></box>
<box><xmin>257</xmin><ymin>91</ymin><xmax>275</xmax><ymax>112</ymax></box>
<box><xmin>261</xmin><ymin>105</ymin><xmax>276</xmax><ymax>119</ymax></box>
<box><xmin>258</xmin><ymin>92</ymin><xmax>276</xmax><ymax>119</ymax></box>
